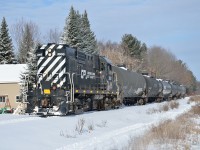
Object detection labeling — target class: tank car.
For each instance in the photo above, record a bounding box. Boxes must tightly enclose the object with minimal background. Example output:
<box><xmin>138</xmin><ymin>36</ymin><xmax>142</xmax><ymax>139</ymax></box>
<box><xmin>176</xmin><ymin>84</ymin><xmax>182</xmax><ymax>99</ymax></box>
<box><xmin>180</xmin><ymin>85</ymin><xmax>186</xmax><ymax>98</ymax></box>
<box><xmin>174</xmin><ymin>84</ymin><xmax>186</xmax><ymax>99</ymax></box>
<box><xmin>160</xmin><ymin>80</ymin><xmax>172</xmax><ymax>101</ymax></box>
<box><xmin>170</xmin><ymin>82</ymin><xmax>180</xmax><ymax>100</ymax></box>
<box><xmin>112</xmin><ymin>66</ymin><xmax>147</xmax><ymax>105</ymax></box>
<box><xmin>143</xmin><ymin>76</ymin><xmax>163</xmax><ymax>103</ymax></box>
<box><xmin>28</xmin><ymin>43</ymin><xmax>121</xmax><ymax>115</ymax></box>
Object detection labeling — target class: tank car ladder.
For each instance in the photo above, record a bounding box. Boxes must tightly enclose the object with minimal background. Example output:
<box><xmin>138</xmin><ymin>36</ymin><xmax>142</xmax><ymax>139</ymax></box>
<box><xmin>113</xmin><ymin>72</ymin><xmax>123</xmax><ymax>108</ymax></box>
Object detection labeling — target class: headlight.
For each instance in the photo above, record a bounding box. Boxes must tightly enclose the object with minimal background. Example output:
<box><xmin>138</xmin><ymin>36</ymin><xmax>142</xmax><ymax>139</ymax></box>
<box><xmin>33</xmin><ymin>84</ymin><xmax>36</xmax><ymax>88</ymax></box>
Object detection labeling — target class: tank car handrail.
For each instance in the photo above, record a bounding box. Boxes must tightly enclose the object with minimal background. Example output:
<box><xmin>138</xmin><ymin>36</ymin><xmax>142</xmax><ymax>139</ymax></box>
<box><xmin>113</xmin><ymin>72</ymin><xmax>120</xmax><ymax>97</ymax></box>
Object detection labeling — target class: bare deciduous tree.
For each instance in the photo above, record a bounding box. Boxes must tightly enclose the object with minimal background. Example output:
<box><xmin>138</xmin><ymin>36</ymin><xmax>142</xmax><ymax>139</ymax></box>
<box><xmin>11</xmin><ymin>18</ymin><xmax>41</xmax><ymax>63</ymax></box>
<box><xmin>147</xmin><ymin>46</ymin><xmax>196</xmax><ymax>91</ymax></box>
<box><xmin>147</xmin><ymin>46</ymin><xmax>176</xmax><ymax>78</ymax></box>
<box><xmin>45</xmin><ymin>28</ymin><xmax>61</xmax><ymax>44</ymax></box>
<box><xmin>98</xmin><ymin>41</ymin><xmax>145</xmax><ymax>71</ymax></box>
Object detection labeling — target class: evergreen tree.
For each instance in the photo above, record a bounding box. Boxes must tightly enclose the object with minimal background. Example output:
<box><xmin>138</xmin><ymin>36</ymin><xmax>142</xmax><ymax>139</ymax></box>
<box><xmin>18</xmin><ymin>24</ymin><xmax>34</xmax><ymax>63</ymax></box>
<box><xmin>140</xmin><ymin>43</ymin><xmax>147</xmax><ymax>57</ymax></box>
<box><xmin>75</xmin><ymin>10</ymin><xmax>84</xmax><ymax>49</ymax></box>
<box><xmin>61</xmin><ymin>6</ymin><xmax>82</xmax><ymax>49</ymax></box>
<box><xmin>81</xmin><ymin>10</ymin><xmax>97</xmax><ymax>54</ymax></box>
<box><xmin>0</xmin><ymin>17</ymin><xmax>15</xmax><ymax>64</ymax></box>
<box><xmin>121</xmin><ymin>34</ymin><xmax>147</xmax><ymax>59</ymax></box>
<box><xmin>61</xmin><ymin>7</ymin><xmax>97</xmax><ymax>54</ymax></box>
<box><xmin>19</xmin><ymin>23</ymin><xmax>40</xmax><ymax>102</ymax></box>
<box><xmin>26</xmin><ymin>44</ymin><xmax>38</xmax><ymax>88</ymax></box>
<box><xmin>20</xmin><ymin>43</ymin><xmax>39</xmax><ymax>102</ymax></box>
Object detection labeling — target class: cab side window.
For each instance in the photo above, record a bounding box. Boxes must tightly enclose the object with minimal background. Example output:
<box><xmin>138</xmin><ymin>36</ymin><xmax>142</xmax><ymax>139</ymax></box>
<box><xmin>107</xmin><ymin>64</ymin><xmax>112</xmax><ymax>72</ymax></box>
<box><xmin>101</xmin><ymin>62</ymin><xmax>105</xmax><ymax>71</ymax></box>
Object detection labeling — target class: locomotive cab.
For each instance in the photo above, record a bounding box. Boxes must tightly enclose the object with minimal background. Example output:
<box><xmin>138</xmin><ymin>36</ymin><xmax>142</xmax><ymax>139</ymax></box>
<box><xmin>99</xmin><ymin>56</ymin><xmax>116</xmax><ymax>91</ymax></box>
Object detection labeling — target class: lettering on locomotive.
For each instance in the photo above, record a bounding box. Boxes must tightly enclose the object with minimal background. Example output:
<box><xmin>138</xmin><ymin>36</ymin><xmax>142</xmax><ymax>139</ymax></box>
<box><xmin>56</xmin><ymin>53</ymin><xmax>65</xmax><ymax>56</ymax></box>
<box><xmin>81</xmin><ymin>69</ymin><xmax>95</xmax><ymax>79</ymax></box>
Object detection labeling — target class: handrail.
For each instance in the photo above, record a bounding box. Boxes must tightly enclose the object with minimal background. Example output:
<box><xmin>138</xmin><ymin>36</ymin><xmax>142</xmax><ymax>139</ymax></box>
<box><xmin>65</xmin><ymin>72</ymin><xmax>75</xmax><ymax>103</ymax></box>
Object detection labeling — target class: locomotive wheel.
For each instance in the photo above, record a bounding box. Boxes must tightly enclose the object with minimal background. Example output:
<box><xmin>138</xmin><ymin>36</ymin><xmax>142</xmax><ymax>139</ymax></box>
<box><xmin>112</xmin><ymin>98</ymin><xmax>116</xmax><ymax>108</ymax></box>
<box><xmin>97</xmin><ymin>99</ymin><xmax>105</xmax><ymax>110</ymax></box>
<box><xmin>59</xmin><ymin>101</ymin><xmax>68</xmax><ymax>115</ymax></box>
<box><xmin>97</xmin><ymin>100</ymin><xmax>101</xmax><ymax>111</ymax></box>
<box><xmin>84</xmin><ymin>98</ymin><xmax>92</xmax><ymax>111</ymax></box>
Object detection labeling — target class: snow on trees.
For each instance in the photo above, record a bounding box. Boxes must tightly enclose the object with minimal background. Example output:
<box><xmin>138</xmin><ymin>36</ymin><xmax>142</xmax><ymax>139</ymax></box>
<box><xmin>81</xmin><ymin>11</ymin><xmax>97</xmax><ymax>54</ymax></box>
<box><xmin>0</xmin><ymin>17</ymin><xmax>15</xmax><ymax>64</ymax></box>
<box><xmin>19</xmin><ymin>44</ymin><xmax>38</xmax><ymax>103</ymax></box>
<box><xmin>61</xmin><ymin>6</ymin><xmax>97</xmax><ymax>54</ymax></box>
<box><xmin>61</xmin><ymin>6</ymin><xmax>82</xmax><ymax>48</ymax></box>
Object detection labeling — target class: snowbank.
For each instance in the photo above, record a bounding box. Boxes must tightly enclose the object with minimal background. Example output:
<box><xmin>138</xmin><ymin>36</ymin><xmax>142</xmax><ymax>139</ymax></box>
<box><xmin>0</xmin><ymin>97</ymin><xmax>195</xmax><ymax>150</ymax></box>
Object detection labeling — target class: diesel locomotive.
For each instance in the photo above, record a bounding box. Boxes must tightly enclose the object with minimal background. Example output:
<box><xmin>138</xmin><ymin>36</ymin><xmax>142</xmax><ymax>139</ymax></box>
<box><xmin>27</xmin><ymin>43</ymin><xmax>186</xmax><ymax>115</ymax></box>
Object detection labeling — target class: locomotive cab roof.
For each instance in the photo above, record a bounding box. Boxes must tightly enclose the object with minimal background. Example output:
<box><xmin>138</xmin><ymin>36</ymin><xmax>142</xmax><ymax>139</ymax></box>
<box><xmin>100</xmin><ymin>56</ymin><xmax>113</xmax><ymax>65</ymax></box>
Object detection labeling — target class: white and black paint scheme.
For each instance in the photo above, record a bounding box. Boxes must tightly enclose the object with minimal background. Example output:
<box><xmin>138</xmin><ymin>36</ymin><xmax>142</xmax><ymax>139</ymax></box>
<box><xmin>28</xmin><ymin>43</ymin><xmax>119</xmax><ymax>116</ymax></box>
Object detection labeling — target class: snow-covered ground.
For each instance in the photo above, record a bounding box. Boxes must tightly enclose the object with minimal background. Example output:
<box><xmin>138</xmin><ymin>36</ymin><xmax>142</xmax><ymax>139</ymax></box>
<box><xmin>0</xmin><ymin>97</ymin><xmax>195</xmax><ymax>150</ymax></box>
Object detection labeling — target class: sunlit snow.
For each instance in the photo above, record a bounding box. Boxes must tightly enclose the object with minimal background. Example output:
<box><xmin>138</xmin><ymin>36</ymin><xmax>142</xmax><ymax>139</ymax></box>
<box><xmin>0</xmin><ymin>97</ymin><xmax>198</xmax><ymax>150</ymax></box>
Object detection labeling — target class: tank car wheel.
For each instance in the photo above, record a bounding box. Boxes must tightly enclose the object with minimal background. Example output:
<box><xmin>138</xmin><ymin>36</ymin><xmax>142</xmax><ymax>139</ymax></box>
<box><xmin>137</xmin><ymin>99</ymin><xmax>144</xmax><ymax>105</ymax></box>
<box><xmin>156</xmin><ymin>98</ymin><xmax>162</xmax><ymax>103</ymax></box>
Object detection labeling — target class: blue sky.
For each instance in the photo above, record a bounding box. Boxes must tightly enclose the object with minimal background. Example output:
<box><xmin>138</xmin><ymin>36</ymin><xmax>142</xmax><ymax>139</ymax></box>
<box><xmin>0</xmin><ymin>0</ymin><xmax>200</xmax><ymax>80</ymax></box>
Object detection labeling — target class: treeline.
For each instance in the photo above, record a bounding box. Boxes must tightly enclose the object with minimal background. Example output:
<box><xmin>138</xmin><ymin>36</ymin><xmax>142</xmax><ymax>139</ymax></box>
<box><xmin>99</xmin><ymin>40</ymin><xmax>196</xmax><ymax>93</ymax></box>
<box><xmin>0</xmin><ymin>6</ymin><xmax>197</xmax><ymax>93</ymax></box>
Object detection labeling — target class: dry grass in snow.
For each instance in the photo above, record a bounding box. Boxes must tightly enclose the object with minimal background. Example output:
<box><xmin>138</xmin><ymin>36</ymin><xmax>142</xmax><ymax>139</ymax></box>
<box><xmin>147</xmin><ymin>100</ymin><xmax>179</xmax><ymax>114</ymax></box>
<box><xmin>188</xmin><ymin>95</ymin><xmax>200</xmax><ymax>104</ymax></box>
<box><xmin>129</xmin><ymin>96</ymin><xmax>200</xmax><ymax>150</ymax></box>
